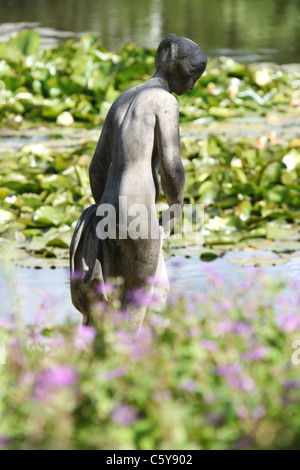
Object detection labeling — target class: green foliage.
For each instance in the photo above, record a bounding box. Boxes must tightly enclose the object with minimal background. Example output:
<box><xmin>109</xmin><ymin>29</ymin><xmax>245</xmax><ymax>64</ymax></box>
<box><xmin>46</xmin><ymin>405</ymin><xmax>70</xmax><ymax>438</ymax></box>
<box><xmin>0</xmin><ymin>30</ymin><xmax>298</xmax><ymax>126</ymax></box>
<box><xmin>0</xmin><ymin>272</ymin><xmax>300</xmax><ymax>450</ymax></box>
<box><xmin>0</xmin><ymin>30</ymin><xmax>299</xmax><ymax>262</ymax></box>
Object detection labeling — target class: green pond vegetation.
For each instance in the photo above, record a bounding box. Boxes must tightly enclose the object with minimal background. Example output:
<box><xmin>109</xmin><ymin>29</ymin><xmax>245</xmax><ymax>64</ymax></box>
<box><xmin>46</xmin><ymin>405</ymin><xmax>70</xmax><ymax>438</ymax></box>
<box><xmin>0</xmin><ymin>29</ymin><xmax>300</xmax><ymax>267</ymax></box>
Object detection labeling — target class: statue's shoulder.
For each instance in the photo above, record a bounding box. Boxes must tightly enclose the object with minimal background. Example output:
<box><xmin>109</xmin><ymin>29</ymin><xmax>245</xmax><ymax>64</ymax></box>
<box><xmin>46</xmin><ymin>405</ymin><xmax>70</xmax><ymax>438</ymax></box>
<box><xmin>153</xmin><ymin>90</ymin><xmax>179</xmax><ymax>114</ymax></box>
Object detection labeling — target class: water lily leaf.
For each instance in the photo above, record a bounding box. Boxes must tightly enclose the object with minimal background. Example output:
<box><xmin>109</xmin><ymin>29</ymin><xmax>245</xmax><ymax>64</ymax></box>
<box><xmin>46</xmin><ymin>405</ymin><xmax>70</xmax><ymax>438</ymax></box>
<box><xmin>264</xmin><ymin>185</ymin><xmax>289</xmax><ymax>204</ymax></box>
<box><xmin>7</xmin><ymin>29</ymin><xmax>40</xmax><ymax>56</ymax></box>
<box><xmin>15</xmin><ymin>257</ymin><xmax>69</xmax><ymax>268</ymax></box>
<box><xmin>33</xmin><ymin>206</ymin><xmax>66</xmax><ymax>227</ymax></box>
<box><xmin>47</xmin><ymin>231</ymin><xmax>72</xmax><ymax>248</ymax></box>
<box><xmin>1</xmin><ymin>174</ymin><xmax>40</xmax><ymax>193</ymax></box>
<box><xmin>235</xmin><ymin>200</ymin><xmax>252</xmax><ymax>220</ymax></box>
<box><xmin>228</xmin><ymin>256</ymin><xmax>289</xmax><ymax>266</ymax></box>
<box><xmin>198</xmin><ymin>181</ymin><xmax>219</xmax><ymax>204</ymax></box>
<box><xmin>200</xmin><ymin>252</ymin><xmax>219</xmax><ymax>262</ymax></box>
<box><xmin>208</xmin><ymin>107</ymin><xmax>236</xmax><ymax>119</ymax></box>
<box><xmin>266</xmin><ymin>225</ymin><xmax>299</xmax><ymax>240</ymax></box>
<box><xmin>260</xmin><ymin>161</ymin><xmax>283</xmax><ymax>186</ymax></box>
<box><xmin>249</xmin><ymin>239</ymin><xmax>300</xmax><ymax>252</ymax></box>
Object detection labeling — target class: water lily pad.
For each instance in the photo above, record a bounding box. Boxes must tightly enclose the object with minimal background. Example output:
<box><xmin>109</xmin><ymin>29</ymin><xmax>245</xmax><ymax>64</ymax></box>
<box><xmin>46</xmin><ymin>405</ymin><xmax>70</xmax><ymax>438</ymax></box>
<box><xmin>33</xmin><ymin>205</ymin><xmax>66</xmax><ymax>227</ymax></box>
<box><xmin>228</xmin><ymin>255</ymin><xmax>289</xmax><ymax>266</ymax></box>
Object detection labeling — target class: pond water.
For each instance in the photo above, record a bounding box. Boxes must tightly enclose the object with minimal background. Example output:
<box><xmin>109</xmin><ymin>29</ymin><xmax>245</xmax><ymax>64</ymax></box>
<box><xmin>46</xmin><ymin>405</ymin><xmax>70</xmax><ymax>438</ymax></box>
<box><xmin>0</xmin><ymin>0</ymin><xmax>300</xmax><ymax>63</ymax></box>
<box><xmin>1</xmin><ymin>251</ymin><xmax>299</xmax><ymax>326</ymax></box>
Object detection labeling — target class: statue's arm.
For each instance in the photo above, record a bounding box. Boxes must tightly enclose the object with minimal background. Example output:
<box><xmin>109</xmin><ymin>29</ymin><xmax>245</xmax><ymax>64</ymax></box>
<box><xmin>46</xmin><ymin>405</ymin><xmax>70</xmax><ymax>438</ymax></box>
<box><xmin>156</xmin><ymin>96</ymin><xmax>185</xmax><ymax>235</ymax></box>
<box><xmin>89</xmin><ymin>120</ymin><xmax>112</xmax><ymax>204</ymax></box>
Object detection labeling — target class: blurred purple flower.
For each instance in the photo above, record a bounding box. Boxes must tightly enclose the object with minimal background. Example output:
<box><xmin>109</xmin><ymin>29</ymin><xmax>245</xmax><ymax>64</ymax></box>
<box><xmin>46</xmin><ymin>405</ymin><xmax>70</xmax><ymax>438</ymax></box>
<box><xmin>148</xmin><ymin>313</ymin><xmax>170</xmax><ymax>328</ymax></box>
<box><xmin>167</xmin><ymin>293</ymin><xmax>181</xmax><ymax>307</ymax></box>
<box><xmin>278</xmin><ymin>296</ymin><xmax>293</xmax><ymax>306</ymax></box>
<box><xmin>235</xmin><ymin>437</ymin><xmax>254</xmax><ymax>449</ymax></box>
<box><xmin>206</xmin><ymin>412</ymin><xmax>224</xmax><ymax>426</ymax></box>
<box><xmin>168</xmin><ymin>258</ymin><xmax>184</xmax><ymax>268</ymax></box>
<box><xmin>203</xmin><ymin>266</ymin><xmax>225</xmax><ymax>285</ymax></box>
<box><xmin>278</xmin><ymin>314</ymin><xmax>299</xmax><ymax>333</ymax></box>
<box><xmin>192</xmin><ymin>293</ymin><xmax>209</xmax><ymax>304</ymax></box>
<box><xmin>242</xmin><ymin>347</ymin><xmax>268</xmax><ymax>362</ymax></box>
<box><xmin>215</xmin><ymin>300</ymin><xmax>234</xmax><ymax>314</ymax></box>
<box><xmin>74</xmin><ymin>325</ymin><xmax>97</xmax><ymax>350</ymax></box>
<box><xmin>284</xmin><ymin>380</ymin><xmax>300</xmax><ymax>389</ymax></box>
<box><xmin>233</xmin><ymin>321</ymin><xmax>253</xmax><ymax>336</ymax></box>
<box><xmin>147</xmin><ymin>276</ymin><xmax>168</xmax><ymax>287</ymax></box>
<box><xmin>235</xmin><ymin>404</ymin><xmax>248</xmax><ymax>419</ymax></box>
<box><xmin>252</xmin><ymin>405</ymin><xmax>266</xmax><ymax>421</ymax></box>
<box><xmin>215</xmin><ymin>364</ymin><xmax>243</xmax><ymax>377</ymax></box>
<box><xmin>180</xmin><ymin>379</ymin><xmax>198</xmax><ymax>392</ymax></box>
<box><xmin>70</xmin><ymin>270</ymin><xmax>83</xmax><ymax>281</ymax></box>
<box><xmin>116</xmin><ymin>325</ymin><xmax>153</xmax><ymax>361</ymax></box>
<box><xmin>226</xmin><ymin>375</ymin><xmax>256</xmax><ymax>392</ymax></box>
<box><xmin>201</xmin><ymin>339</ymin><xmax>219</xmax><ymax>352</ymax></box>
<box><xmin>95</xmin><ymin>282</ymin><xmax>117</xmax><ymax>296</ymax></box>
<box><xmin>102</xmin><ymin>366</ymin><xmax>128</xmax><ymax>382</ymax></box>
<box><xmin>0</xmin><ymin>435</ymin><xmax>12</xmax><ymax>448</ymax></box>
<box><xmin>187</xmin><ymin>326</ymin><xmax>202</xmax><ymax>337</ymax></box>
<box><xmin>111</xmin><ymin>403</ymin><xmax>139</xmax><ymax>425</ymax></box>
<box><xmin>35</xmin><ymin>364</ymin><xmax>78</xmax><ymax>401</ymax></box>
<box><xmin>234</xmin><ymin>278</ymin><xmax>253</xmax><ymax>292</ymax></box>
<box><xmin>126</xmin><ymin>287</ymin><xmax>158</xmax><ymax>308</ymax></box>
<box><xmin>215</xmin><ymin>319</ymin><xmax>233</xmax><ymax>335</ymax></box>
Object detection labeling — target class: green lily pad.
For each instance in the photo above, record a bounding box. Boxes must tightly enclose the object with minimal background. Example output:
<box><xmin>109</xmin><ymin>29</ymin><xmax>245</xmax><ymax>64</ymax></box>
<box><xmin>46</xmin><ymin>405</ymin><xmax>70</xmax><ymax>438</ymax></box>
<box><xmin>33</xmin><ymin>206</ymin><xmax>66</xmax><ymax>227</ymax></box>
<box><xmin>228</xmin><ymin>256</ymin><xmax>289</xmax><ymax>266</ymax></box>
<box><xmin>248</xmin><ymin>239</ymin><xmax>300</xmax><ymax>252</ymax></box>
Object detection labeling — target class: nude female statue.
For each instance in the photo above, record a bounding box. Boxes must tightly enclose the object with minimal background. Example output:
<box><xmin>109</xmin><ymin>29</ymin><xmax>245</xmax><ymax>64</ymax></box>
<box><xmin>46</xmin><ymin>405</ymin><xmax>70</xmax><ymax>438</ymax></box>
<box><xmin>70</xmin><ymin>34</ymin><xmax>207</xmax><ymax>331</ymax></box>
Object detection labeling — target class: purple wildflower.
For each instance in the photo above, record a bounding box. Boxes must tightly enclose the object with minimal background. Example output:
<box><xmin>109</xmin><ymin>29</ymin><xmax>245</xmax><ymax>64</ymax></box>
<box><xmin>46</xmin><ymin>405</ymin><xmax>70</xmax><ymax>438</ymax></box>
<box><xmin>70</xmin><ymin>270</ymin><xmax>83</xmax><ymax>281</ymax></box>
<box><xmin>102</xmin><ymin>366</ymin><xmax>128</xmax><ymax>382</ymax></box>
<box><xmin>116</xmin><ymin>325</ymin><xmax>153</xmax><ymax>361</ymax></box>
<box><xmin>192</xmin><ymin>293</ymin><xmax>209</xmax><ymax>304</ymax></box>
<box><xmin>0</xmin><ymin>436</ymin><xmax>12</xmax><ymax>448</ymax></box>
<box><xmin>187</xmin><ymin>326</ymin><xmax>202</xmax><ymax>337</ymax></box>
<box><xmin>35</xmin><ymin>364</ymin><xmax>78</xmax><ymax>401</ymax></box>
<box><xmin>242</xmin><ymin>347</ymin><xmax>268</xmax><ymax>362</ymax></box>
<box><xmin>74</xmin><ymin>325</ymin><xmax>97</xmax><ymax>350</ymax></box>
<box><xmin>111</xmin><ymin>404</ymin><xmax>139</xmax><ymax>425</ymax></box>
<box><xmin>215</xmin><ymin>299</ymin><xmax>234</xmax><ymax>313</ymax></box>
<box><xmin>95</xmin><ymin>282</ymin><xmax>117</xmax><ymax>296</ymax></box>
<box><xmin>278</xmin><ymin>314</ymin><xmax>299</xmax><ymax>333</ymax></box>
<box><xmin>284</xmin><ymin>380</ymin><xmax>300</xmax><ymax>389</ymax></box>
<box><xmin>226</xmin><ymin>375</ymin><xmax>256</xmax><ymax>392</ymax></box>
<box><xmin>147</xmin><ymin>276</ymin><xmax>168</xmax><ymax>287</ymax></box>
<box><xmin>233</xmin><ymin>321</ymin><xmax>253</xmax><ymax>336</ymax></box>
<box><xmin>252</xmin><ymin>405</ymin><xmax>266</xmax><ymax>421</ymax></box>
<box><xmin>201</xmin><ymin>339</ymin><xmax>219</xmax><ymax>352</ymax></box>
<box><xmin>148</xmin><ymin>313</ymin><xmax>170</xmax><ymax>328</ymax></box>
<box><xmin>126</xmin><ymin>287</ymin><xmax>158</xmax><ymax>308</ymax></box>
<box><xmin>235</xmin><ymin>404</ymin><xmax>248</xmax><ymax>419</ymax></box>
<box><xmin>215</xmin><ymin>364</ymin><xmax>243</xmax><ymax>377</ymax></box>
<box><xmin>179</xmin><ymin>379</ymin><xmax>199</xmax><ymax>392</ymax></box>
<box><xmin>206</xmin><ymin>412</ymin><xmax>224</xmax><ymax>426</ymax></box>
<box><xmin>215</xmin><ymin>318</ymin><xmax>233</xmax><ymax>335</ymax></box>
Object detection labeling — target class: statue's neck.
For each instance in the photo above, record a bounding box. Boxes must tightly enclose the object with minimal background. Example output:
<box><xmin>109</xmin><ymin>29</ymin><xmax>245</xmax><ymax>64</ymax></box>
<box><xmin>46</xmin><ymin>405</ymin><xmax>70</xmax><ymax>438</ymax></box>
<box><xmin>151</xmin><ymin>72</ymin><xmax>171</xmax><ymax>93</ymax></box>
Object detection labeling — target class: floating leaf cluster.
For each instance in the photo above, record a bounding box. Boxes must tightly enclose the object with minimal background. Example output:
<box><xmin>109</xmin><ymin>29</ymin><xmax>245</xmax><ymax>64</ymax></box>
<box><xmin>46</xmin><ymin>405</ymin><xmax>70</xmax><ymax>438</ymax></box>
<box><xmin>0</xmin><ymin>30</ymin><xmax>299</xmax><ymax>127</ymax></box>
<box><xmin>0</xmin><ymin>30</ymin><xmax>299</xmax><ymax>264</ymax></box>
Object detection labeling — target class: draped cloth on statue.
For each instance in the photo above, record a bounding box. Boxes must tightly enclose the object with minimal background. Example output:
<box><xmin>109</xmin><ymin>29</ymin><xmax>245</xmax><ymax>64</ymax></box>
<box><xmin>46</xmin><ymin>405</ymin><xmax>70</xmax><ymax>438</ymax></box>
<box><xmin>69</xmin><ymin>204</ymin><xmax>120</xmax><ymax>317</ymax></box>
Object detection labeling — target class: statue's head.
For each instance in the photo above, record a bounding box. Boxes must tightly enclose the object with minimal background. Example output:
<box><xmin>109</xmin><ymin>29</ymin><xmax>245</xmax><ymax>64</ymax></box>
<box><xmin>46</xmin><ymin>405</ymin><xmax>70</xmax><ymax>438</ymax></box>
<box><xmin>155</xmin><ymin>34</ymin><xmax>207</xmax><ymax>95</ymax></box>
